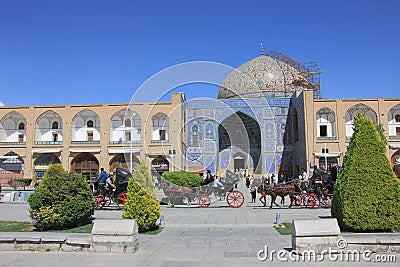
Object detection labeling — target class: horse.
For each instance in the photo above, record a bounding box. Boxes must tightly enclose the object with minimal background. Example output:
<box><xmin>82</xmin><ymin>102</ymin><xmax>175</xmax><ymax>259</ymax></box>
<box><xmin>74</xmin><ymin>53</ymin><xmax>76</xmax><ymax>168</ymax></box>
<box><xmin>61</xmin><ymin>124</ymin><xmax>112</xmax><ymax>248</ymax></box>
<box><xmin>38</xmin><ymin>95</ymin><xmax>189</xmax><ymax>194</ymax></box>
<box><xmin>257</xmin><ymin>183</ymin><xmax>295</xmax><ymax>209</ymax></box>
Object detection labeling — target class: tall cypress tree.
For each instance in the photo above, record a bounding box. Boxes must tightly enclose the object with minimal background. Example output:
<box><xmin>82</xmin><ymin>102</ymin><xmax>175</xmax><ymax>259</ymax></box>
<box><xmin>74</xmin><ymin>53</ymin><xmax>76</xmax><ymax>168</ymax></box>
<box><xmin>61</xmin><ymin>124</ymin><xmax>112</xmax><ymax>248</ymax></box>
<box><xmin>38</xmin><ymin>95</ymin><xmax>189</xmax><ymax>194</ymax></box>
<box><xmin>331</xmin><ymin>113</ymin><xmax>400</xmax><ymax>232</ymax></box>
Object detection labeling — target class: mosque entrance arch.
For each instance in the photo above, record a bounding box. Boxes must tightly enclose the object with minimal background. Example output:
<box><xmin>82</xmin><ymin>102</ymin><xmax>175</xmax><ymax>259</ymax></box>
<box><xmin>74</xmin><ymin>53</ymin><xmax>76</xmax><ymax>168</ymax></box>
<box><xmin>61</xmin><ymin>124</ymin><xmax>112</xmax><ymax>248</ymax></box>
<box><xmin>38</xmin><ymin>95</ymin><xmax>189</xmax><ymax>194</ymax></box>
<box><xmin>218</xmin><ymin>112</ymin><xmax>261</xmax><ymax>174</ymax></box>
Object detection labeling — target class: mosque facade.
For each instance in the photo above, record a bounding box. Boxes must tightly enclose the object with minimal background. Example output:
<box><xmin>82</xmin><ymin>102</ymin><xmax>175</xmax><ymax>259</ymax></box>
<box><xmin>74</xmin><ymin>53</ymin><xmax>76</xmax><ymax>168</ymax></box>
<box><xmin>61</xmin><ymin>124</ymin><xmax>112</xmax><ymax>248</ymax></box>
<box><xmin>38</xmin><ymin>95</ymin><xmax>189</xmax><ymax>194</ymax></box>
<box><xmin>1</xmin><ymin>51</ymin><xmax>399</xmax><ymax>185</ymax></box>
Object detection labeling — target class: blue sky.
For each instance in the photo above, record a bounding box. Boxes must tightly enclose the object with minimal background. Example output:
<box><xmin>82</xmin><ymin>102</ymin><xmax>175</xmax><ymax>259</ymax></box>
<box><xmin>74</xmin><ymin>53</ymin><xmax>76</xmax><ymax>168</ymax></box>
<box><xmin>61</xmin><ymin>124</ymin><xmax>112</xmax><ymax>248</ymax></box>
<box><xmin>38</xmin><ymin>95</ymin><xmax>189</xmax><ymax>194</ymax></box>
<box><xmin>1</xmin><ymin>0</ymin><xmax>399</xmax><ymax>106</ymax></box>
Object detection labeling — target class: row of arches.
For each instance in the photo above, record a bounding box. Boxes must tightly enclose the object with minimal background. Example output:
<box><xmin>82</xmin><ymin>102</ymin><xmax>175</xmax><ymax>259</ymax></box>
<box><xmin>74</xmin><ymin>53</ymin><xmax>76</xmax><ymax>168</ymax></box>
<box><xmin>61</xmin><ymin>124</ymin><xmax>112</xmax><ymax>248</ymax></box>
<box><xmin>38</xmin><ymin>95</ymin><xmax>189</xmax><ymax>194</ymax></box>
<box><xmin>317</xmin><ymin>103</ymin><xmax>400</xmax><ymax>139</ymax></box>
<box><xmin>0</xmin><ymin>151</ymin><xmax>171</xmax><ymax>182</ymax></box>
<box><xmin>292</xmin><ymin>103</ymin><xmax>400</xmax><ymax>140</ymax></box>
<box><xmin>0</xmin><ymin>109</ymin><xmax>169</xmax><ymax>144</ymax></box>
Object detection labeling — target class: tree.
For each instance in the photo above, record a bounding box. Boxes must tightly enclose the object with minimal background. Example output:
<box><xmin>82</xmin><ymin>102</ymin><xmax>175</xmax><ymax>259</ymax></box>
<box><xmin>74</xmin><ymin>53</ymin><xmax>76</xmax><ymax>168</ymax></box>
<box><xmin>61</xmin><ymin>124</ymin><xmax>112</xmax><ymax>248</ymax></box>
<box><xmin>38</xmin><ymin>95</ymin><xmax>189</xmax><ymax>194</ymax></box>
<box><xmin>376</xmin><ymin>123</ymin><xmax>387</xmax><ymax>145</ymax></box>
<box><xmin>28</xmin><ymin>164</ymin><xmax>94</xmax><ymax>230</ymax></box>
<box><xmin>123</xmin><ymin>162</ymin><xmax>160</xmax><ymax>232</ymax></box>
<box><xmin>331</xmin><ymin>113</ymin><xmax>400</xmax><ymax>232</ymax></box>
<box><xmin>133</xmin><ymin>160</ymin><xmax>155</xmax><ymax>196</ymax></box>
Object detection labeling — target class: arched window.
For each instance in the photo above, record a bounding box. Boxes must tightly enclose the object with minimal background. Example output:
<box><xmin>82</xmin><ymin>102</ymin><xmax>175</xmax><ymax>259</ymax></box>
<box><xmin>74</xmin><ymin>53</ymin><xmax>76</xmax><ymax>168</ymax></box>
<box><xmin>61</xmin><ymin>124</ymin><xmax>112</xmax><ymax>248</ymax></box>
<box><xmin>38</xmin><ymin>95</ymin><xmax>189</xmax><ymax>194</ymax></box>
<box><xmin>388</xmin><ymin>105</ymin><xmax>400</xmax><ymax>138</ymax></box>
<box><xmin>52</xmin><ymin>121</ymin><xmax>59</xmax><ymax>129</ymax></box>
<box><xmin>396</xmin><ymin>114</ymin><xmax>400</xmax><ymax>123</ymax></box>
<box><xmin>152</xmin><ymin>113</ymin><xmax>169</xmax><ymax>141</ymax></box>
<box><xmin>18</xmin><ymin>122</ymin><xmax>25</xmax><ymax>130</ymax></box>
<box><xmin>345</xmin><ymin>104</ymin><xmax>377</xmax><ymax>138</ymax></box>
<box><xmin>109</xmin><ymin>109</ymin><xmax>141</xmax><ymax>144</ymax></box>
<box><xmin>316</xmin><ymin>107</ymin><xmax>336</xmax><ymax>139</ymax></box>
<box><xmin>71</xmin><ymin>109</ymin><xmax>100</xmax><ymax>142</ymax></box>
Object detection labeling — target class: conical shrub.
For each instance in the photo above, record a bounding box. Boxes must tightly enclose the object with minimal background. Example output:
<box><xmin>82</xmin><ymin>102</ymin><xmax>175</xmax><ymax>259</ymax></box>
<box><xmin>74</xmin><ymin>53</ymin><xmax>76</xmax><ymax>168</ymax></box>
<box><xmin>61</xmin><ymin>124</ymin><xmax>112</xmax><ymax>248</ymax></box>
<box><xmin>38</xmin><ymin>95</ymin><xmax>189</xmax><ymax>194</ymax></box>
<box><xmin>123</xmin><ymin>162</ymin><xmax>160</xmax><ymax>232</ymax></box>
<box><xmin>331</xmin><ymin>113</ymin><xmax>400</xmax><ymax>232</ymax></box>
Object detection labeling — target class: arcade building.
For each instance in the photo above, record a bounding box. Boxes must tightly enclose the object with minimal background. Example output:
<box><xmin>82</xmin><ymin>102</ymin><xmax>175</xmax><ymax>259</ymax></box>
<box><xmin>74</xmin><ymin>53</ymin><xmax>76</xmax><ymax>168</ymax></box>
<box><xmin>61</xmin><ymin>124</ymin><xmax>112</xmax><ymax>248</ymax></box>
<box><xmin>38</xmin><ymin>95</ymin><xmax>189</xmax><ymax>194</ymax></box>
<box><xmin>1</xmin><ymin>51</ymin><xmax>399</xmax><ymax>186</ymax></box>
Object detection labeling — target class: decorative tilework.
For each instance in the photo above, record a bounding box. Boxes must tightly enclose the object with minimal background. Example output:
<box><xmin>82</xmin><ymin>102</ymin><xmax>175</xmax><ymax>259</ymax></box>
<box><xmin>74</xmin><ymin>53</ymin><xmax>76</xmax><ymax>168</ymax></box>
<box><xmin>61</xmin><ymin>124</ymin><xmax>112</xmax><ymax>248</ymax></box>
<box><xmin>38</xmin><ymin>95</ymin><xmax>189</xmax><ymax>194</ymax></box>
<box><xmin>219</xmin><ymin>150</ymin><xmax>231</xmax><ymax>169</ymax></box>
<box><xmin>203</xmin><ymin>140</ymin><xmax>215</xmax><ymax>153</ymax></box>
<box><xmin>264</xmin><ymin>121</ymin><xmax>275</xmax><ymax>138</ymax></box>
<box><xmin>204</xmin><ymin>122</ymin><xmax>215</xmax><ymax>140</ymax></box>
<box><xmin>204</xmin><ymin>155</ymin><xmax>216</xmax><ymax>173</ymax></box>
<box><xmin>265</xmin><ymin>141</ymin><xmax>275</xmax><ymax>152</ymax></box>
<box><xmin>265</xmin><ymin>154</ymin><xmax>276</xmax><ymax>173</ymax></box>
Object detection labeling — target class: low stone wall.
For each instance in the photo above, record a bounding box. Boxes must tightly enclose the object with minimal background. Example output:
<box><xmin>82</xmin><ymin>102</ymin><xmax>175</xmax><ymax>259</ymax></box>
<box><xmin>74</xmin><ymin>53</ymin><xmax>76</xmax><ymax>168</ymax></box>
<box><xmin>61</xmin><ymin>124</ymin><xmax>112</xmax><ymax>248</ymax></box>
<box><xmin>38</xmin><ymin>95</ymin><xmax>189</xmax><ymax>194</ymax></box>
<box><xmin>341</xmin><ymin>233</ymin><xmax>400</xmax><ymax>253</ymax></box>
<box><xmin>1</xmin><ymin>191</ymin><xmax>34</xmax><ymax>202</ymax></box>
<box><xmin>0</xmin><ymin>219</ymin><xmax>139</xmax><ymax>253</ymax></box>
<box><xmin>0</xmin><ymin>233</ymin><xmax>91</xmax><ymax>252</ymax></box>
<box><xmin>292</xmin><ymin>218</ymin><xmax>400</xmax><ymax>254</ymax></box>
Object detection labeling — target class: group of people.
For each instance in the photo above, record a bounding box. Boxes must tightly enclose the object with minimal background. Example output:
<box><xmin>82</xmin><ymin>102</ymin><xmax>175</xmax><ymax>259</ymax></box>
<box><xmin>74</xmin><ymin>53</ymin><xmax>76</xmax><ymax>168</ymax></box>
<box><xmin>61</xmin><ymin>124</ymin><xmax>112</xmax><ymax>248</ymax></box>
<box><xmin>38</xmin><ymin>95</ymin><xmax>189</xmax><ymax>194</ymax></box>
<box><xmin>200</xmin><ymin>170</ymin><xmax>227</xmax><ymax>197</ymax></box>
<box><xmin>96</xmin><ymin>168</ymin><xmax>116</xmax><ymax>192</ymax></box>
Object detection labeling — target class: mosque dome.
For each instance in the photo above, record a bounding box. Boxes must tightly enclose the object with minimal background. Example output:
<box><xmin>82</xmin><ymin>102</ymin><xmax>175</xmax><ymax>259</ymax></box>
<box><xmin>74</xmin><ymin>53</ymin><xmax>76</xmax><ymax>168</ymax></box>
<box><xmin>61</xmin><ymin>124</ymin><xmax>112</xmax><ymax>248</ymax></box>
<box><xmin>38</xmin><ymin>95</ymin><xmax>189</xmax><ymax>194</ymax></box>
<box><xmin>218</xmin><ymin>51</ymin><xmax>320</xmax><ymax>99</ymax></box>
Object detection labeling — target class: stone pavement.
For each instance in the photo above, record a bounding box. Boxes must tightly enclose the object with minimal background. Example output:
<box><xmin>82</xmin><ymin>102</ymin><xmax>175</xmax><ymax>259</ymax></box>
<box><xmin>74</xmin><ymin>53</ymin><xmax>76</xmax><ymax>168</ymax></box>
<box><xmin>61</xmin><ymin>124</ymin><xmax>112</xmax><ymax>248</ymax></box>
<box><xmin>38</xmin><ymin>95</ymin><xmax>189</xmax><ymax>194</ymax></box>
<box><xmin>1</xmin><ymin>188</ymin><xmax>398</xmax><ymax>266</ymax></box>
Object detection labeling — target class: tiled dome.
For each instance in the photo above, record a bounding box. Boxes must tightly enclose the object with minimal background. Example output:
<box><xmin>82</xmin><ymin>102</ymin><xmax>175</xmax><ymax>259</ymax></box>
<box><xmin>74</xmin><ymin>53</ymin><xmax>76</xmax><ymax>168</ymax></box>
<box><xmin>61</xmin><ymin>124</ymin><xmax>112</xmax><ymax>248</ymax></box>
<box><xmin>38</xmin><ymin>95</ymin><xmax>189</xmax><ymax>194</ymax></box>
<box><xmin>218</xmin><ymin>55</ymin><xmax>305</xmax><ymax>99</ymax></box>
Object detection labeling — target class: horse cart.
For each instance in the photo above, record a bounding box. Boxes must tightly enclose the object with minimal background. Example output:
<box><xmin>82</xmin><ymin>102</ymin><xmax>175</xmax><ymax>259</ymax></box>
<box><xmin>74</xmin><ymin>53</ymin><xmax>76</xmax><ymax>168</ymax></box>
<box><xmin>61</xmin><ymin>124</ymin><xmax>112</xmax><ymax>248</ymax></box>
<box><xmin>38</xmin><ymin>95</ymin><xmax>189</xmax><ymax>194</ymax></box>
<box><xmin>160</xmin><ymin>171</ymin><xmax>245</xmax><ymax>208</ymax></box>
<box><xmin>293</xmin><ymin>169</ymin><xmax>334</xmax><ymax>208</ymax></box>
<box><xmin>93</xmin><ymin>168</ymin><xmax>131</xmax><ymax>210</ymax></box>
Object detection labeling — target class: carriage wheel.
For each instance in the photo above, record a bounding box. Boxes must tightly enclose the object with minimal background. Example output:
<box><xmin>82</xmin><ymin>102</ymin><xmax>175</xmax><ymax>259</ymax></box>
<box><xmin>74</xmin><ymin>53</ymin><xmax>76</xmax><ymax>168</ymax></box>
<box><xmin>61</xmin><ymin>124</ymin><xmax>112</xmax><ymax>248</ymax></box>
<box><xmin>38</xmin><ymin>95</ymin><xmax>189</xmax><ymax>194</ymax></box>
<box><xmin>94</xmin><ymin>195</ymin><xmax>106</xmax><ymax>210</ymax></box>
<box><xmin>198</xmin><ymin>194</ymin><xmax>211</xmax><ymax>208</ymax></box>
<box><xmin>322</xmin><ymin>195</ymin><xmax>332</xmax><ymax>207</ymax></box>
<box><xmin>117</xmin><ymin>192</ymin><xmax>128</xmax><ymax>210</ymax></box>
<box><xmin>294</xmin><ymin>195</ymin><xmax>303</xmax><ymax>206</ymax></box>
<box><xmin>226</xmin><ymin>190</ymin><xmax>244</xmax><ymax>208</ymax></box>
<box><xmin>306</xmin><ymin>196</ymin><xmax>320</xmax><ymax>208</ymax></box>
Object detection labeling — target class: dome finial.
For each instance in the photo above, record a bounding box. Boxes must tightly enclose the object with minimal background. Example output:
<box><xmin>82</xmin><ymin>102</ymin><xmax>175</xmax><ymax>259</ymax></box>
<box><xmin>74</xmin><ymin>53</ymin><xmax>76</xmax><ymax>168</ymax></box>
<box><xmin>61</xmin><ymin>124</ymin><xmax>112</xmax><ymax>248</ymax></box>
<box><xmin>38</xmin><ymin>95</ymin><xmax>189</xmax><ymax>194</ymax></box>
<box><xmin>260</xmin><ymin>42</ymin><xmax>264</xmax><ymax>56</ymax></box>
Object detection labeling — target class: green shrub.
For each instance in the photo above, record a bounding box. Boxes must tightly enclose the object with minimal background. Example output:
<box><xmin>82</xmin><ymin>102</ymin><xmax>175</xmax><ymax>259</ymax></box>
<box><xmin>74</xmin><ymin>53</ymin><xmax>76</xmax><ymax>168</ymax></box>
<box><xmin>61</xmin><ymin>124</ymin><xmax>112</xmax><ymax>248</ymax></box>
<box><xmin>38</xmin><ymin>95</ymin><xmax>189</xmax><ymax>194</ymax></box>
<box><xmin>123</xmin><ymin>162</ymin><xmax>160</xmax><ymax>232</ymax></box>
<box><xmin>28</xmin><ymin>164</ymin><xmax>94</xmax><ymax>231</ymax></box>
<box><xmin>162</xmin><ymin>171</ymin><xmax>203</xmax><ymax>187</ymax></box>
<box><xmin>331</xmin><ymin>113</ymin><xmax>400</xmax><ymax>232</ymax></box>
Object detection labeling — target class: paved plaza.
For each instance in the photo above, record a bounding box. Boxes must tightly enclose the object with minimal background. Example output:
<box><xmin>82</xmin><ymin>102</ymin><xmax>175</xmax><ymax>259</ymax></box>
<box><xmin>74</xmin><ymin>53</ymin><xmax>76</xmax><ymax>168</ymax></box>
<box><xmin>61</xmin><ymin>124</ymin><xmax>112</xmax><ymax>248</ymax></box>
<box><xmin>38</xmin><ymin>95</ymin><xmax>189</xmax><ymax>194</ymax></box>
<box><xmin>0</xmin><ymin>189</ymin><xmax>398</xmax><ymax>266</ymax></box>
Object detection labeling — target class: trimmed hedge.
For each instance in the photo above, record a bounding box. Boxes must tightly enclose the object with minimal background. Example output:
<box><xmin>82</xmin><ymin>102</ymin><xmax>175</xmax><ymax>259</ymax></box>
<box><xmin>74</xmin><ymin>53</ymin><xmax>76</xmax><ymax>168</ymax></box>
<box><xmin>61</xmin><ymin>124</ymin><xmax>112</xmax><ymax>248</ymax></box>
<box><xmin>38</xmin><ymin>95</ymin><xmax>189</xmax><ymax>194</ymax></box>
<box><xmin>123</xmin><ymin>162</ymin><xmax>160</xmax><ymax>232</ymax></box>
<box><xmin>162</xmin><ymin>171</ymin><xmax>203</xmax><ymax>187</ymax></box>
<box><xmin>28</xmin><ymin>164</ymin><xmax>94</xmax><ymax>231</ymax></box>
<box><xmin>331</xmin><ymin>113</ymin><xmax>400</xmax><ymax>232</ymax></box>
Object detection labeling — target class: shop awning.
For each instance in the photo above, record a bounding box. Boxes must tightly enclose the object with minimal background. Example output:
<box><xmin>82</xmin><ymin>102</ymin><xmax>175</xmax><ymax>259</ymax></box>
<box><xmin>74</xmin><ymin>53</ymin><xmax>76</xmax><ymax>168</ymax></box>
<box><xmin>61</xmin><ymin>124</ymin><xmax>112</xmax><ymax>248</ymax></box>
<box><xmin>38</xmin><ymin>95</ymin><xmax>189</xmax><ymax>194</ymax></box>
<box><xmin>313</xmin><ymin>152</ymin><xmax>343</xmax><ymax>157</ymax></box>
<box><xmin>108</xmin><ymin>148</ymin><xmax>141</xmax><ymax>154</ymax></box>
<box><xmin>389</xmin><ymin>144</ymin><xmax>400</xmax><ymax>149</ymax></box>
<box><xmin>69</xmin><ymin>149</ymin><xmax>101</xmax><ymax>153</ymax></box>
<box><xmin>32</xmin><ymin>149</ymin><xmax>61</xmax><ymax>153</ymax></box>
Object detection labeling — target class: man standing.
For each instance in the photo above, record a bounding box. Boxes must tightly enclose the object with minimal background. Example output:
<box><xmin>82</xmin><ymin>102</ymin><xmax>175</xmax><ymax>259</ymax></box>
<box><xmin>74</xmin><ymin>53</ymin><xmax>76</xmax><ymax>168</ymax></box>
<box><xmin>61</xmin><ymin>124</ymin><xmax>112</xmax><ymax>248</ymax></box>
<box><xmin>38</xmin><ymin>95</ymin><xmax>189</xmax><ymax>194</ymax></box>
<box><xmin>311</xmin><ymin>164</ymin><xmax>323</xmax><ymax>197</ymax></box>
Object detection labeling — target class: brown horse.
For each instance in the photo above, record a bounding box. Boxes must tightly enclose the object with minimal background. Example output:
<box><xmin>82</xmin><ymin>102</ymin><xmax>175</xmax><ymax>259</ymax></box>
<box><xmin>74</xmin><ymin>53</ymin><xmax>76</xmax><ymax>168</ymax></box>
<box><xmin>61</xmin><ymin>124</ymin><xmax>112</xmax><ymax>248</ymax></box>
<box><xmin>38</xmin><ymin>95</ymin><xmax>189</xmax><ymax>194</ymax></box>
<box><xmin>257</xmin><ymin>183</ymin><xmax>295</xmax><ymax>209</ymax></box>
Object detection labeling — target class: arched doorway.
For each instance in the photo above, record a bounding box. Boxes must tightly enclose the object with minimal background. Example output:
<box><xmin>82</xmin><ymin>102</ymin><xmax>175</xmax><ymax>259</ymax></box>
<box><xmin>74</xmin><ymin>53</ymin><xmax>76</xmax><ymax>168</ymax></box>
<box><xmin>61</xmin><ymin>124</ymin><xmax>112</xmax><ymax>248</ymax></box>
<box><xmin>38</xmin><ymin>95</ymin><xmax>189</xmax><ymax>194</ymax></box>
<box><xmin>151</xmin><ymin>156</ymin><xmax>169</xmax><ymax>175</ymax></box>
<box><xmin>0</xmin><ymin>151</ymin><xmax>24</xmax><ymax>186</ymax></box>
<box><xmin>218</xmin><ymin>112</ymin><xmax>261</xmax><ymax>174</ymax></box>
<box><xmin>109</xmin><ymin>153</ymin><xmax>139</xmax><ymax>172</ymax></box>
<box><xmin>71</xmin><ymin>153</ymin><xmax>99</xmax><ymax>182</ymax></box>
<box><xmin>33</xmin><ymin>153</ymin><xmax>61</xmax><ymax>182</ymax></box>
<box><xmin>391</xmin><ymin>150</ymin><xmax>400</xmax><ymax>178</ymax></box>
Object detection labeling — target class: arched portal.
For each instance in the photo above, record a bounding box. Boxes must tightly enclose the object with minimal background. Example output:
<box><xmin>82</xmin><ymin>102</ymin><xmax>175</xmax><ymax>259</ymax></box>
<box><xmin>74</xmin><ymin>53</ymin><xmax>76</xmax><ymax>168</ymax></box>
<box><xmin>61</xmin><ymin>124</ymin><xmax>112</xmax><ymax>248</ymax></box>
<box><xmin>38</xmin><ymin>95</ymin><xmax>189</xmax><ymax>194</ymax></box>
<box><xmin>71</xmin><ymin>153</ymin><xmax>99</xmax><ymax>182</ymax></box>
<box><xmin>151</xmin><ymin>156</ymin><xmax>169</xmax><ymax>175</ymax></box>
<box><xmin>33</xmin><ymin>153</ymin><xmax>61</xmax><ymax>182</ymax></box>
<box><xmin>391</xmin><ymin>150</ymin><xmax>400</xmax><ymax>178</ymax></box>
<box><xmin>109</xmin><ymin>153</ymin><xmax>140</xmax><ymax>171</ymax></box>
<box><xmin>0</xmin><ymin>151</ymin><xmax>24</xmax><ymax>186</ymax></box>
<box><xmin>218</xmin><ymin>112</ymin><xmax>261</xmax><ymax>174</ymax></box>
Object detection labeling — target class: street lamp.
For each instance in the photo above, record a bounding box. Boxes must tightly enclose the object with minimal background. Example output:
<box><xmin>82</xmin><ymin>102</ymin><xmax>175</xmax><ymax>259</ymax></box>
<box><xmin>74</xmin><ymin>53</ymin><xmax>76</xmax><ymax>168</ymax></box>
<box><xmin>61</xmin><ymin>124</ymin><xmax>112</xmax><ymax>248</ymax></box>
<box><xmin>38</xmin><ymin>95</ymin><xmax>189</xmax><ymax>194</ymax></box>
<box><xmin>129</xmin><ymin>113</ymin><xmax>136</xmax><ymax>173</ymax></box>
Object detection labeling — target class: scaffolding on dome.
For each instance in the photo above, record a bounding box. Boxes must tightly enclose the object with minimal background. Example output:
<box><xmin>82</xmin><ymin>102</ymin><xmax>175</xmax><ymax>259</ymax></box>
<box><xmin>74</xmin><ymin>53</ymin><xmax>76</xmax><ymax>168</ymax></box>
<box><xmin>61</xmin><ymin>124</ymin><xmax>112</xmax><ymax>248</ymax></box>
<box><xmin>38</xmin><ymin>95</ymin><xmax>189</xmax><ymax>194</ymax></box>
<box><xmin>267</xmin><ymin>51</ymin><xmax>322</xmax><ymax>98</ymax></box>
